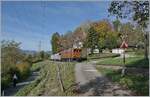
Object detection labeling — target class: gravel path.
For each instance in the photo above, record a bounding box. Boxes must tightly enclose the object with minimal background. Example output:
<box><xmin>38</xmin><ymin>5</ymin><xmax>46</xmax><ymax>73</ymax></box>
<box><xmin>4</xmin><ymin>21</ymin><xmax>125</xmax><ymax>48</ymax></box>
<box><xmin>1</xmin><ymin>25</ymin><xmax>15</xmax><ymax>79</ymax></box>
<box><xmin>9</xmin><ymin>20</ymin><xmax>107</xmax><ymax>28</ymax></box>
<box><xmin>75</xmin><ymin>61</ymin><xmax>133</xmax><ymax>96</ymax></box>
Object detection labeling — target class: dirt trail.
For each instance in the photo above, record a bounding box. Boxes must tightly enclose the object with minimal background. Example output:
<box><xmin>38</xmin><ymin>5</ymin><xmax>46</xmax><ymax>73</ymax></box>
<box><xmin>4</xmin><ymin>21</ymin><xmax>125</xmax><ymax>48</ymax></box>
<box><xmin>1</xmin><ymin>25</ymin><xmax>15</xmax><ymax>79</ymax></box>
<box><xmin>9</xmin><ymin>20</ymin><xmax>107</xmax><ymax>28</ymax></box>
<box><xmin>75</xmin><ymin>61</ymin><xmax>133</xmax><ymax>96</ymax></box>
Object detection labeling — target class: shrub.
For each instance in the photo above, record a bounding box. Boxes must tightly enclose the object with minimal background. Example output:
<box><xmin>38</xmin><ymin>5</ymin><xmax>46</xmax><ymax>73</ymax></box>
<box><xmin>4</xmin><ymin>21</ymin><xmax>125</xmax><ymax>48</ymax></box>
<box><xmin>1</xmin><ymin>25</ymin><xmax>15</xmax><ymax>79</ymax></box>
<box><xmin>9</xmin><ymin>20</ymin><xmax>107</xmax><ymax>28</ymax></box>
<box><xmin>134</xmin><ymin>49</ymin><xmax>144</xmax><ymax>56</ymax></box>
<box><xmin>1</xmin><ymin>66</ymin><xmax>20</xmax><ymax>89</ymax></box>
<box><xmin>32</xmin><ymin>59</ymin><xmax>42</xmax><ymax>63</ymax></box>
<box><xmin>16</xmin><ymin>62</ymin><xmax>31</xmax><ymax>80</ymax></box>
<box><xmin>31</xmin><ymin>64</ymin><xmax>41</xmax><ymax>72</ymax></box>
<box><xmin>119</xmin><ymin>77</ymin><xmax>133</xmax><ymax>88</ymax></box>
<box><xmin>1</xmin><ymin>74</ymin><xmax>11</xmax><ymax>90</ymax></box>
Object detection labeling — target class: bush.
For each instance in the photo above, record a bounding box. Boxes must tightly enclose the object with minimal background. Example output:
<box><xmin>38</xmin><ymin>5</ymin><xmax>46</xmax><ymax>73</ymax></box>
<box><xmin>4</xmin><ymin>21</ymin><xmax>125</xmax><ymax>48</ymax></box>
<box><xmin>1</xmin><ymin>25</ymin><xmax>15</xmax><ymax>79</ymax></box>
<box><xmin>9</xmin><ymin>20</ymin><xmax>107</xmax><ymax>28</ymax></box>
<box><xmin>119</xmin><ymin>77</ymin><xmax>133</xmax><ymax>88</ymax></box>
<box><xmin>1</xmin><ymin>66</ymin><xmax>20</xmax><ymax>90</ymax></box>
<box><xmin>134</xmin><ymin>49</ymin><xmax>144</xmax><ymax>56</ymax></box>
<box><xmin>1</xmin><ymin>74</ymin><xmax>11</xmax><ymax>90</ymax></box>
<box><xmin>32</xmin><ymin>59</ymin><xmax>43</xmax><ymax>63</ymax></box>
<box><xmin>31</xmin><ymin>63</ymin><xmax>42</xmax><ymax>72</ymax></box>
<box><xmin>16</xmin><ymin>62</ymin><xmax>31</xmax><ymax>80</ymax></box>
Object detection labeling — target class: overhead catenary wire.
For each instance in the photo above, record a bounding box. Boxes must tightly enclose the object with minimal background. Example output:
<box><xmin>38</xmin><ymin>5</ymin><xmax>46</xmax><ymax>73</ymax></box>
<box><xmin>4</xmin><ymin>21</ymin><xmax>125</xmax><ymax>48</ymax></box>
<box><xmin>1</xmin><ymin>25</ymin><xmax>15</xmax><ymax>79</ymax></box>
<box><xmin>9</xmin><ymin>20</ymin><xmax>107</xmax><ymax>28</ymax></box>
<box><xmin>38</xmin><ymin>1</ymin><xmax>47</xmax><ymax>52</ymax></box>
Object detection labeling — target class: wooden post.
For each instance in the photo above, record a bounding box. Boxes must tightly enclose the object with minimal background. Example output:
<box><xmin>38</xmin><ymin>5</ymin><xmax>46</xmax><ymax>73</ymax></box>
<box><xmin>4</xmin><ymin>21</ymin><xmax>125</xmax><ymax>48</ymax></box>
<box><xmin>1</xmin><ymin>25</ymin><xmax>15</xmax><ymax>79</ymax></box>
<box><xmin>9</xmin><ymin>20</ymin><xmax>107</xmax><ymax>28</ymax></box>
<box><xmin>121</xmin><ymin>48</ymin><xmax>126</xmax><ymax>77</ymax></box>
<box><xmin>56</xmin><ymin>63</ymin><xmax>65</xmax><ymax>92</ymax></box>
<box><xmin>123</xmin><ymin>48</ymin><xmax>125</xmax><ymax>64</ymax></box>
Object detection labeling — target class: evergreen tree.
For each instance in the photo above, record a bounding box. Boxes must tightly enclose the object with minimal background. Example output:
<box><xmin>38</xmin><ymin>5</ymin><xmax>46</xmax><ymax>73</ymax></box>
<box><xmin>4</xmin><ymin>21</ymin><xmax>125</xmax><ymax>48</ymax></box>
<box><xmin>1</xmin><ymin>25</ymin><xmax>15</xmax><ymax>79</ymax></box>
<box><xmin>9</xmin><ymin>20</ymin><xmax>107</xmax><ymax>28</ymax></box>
<box><xmin>51</xmin><ymin>32</ymin><xmax>61</xmax><ymax>54</ymax></box>
<box><xmin>86</xmin><ymin>27</ymin><xmax>99</xmax><ymax>54</ymax></box>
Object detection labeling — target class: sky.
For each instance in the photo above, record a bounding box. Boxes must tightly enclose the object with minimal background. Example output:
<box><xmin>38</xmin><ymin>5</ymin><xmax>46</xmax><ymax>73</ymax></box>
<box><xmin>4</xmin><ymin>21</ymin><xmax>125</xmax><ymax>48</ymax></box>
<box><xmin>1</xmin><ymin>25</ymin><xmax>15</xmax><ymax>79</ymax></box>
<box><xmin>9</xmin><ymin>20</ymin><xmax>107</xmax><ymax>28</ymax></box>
<box><xmin>1</xmin><ymin>1</ymin><xmax>121</xmax><ymax>51</ymax></box>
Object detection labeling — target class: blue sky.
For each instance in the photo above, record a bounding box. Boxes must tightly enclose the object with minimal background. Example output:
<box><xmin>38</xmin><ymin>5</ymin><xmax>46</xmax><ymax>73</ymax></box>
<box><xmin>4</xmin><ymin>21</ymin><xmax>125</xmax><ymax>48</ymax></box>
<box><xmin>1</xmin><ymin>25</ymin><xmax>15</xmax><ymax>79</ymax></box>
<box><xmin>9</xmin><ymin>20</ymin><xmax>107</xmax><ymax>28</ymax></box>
<box><xmin>2</xmin><ymin>1</ymin><xmax>120</xmax><ymax>51</ymax></box>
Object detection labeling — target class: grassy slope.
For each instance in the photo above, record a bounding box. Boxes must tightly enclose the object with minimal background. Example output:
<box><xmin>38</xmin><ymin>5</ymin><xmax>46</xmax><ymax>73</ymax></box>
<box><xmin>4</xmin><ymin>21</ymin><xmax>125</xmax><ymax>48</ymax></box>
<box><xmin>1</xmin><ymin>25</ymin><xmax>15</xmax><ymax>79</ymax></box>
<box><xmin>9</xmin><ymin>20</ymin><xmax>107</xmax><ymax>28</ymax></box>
<box><xmin>15</xmin><ymin>60</ymin><xmax>76</xmax><ymax>96</ymax></box>
<box><xmin>88</xmin><ymin>53</ymin><xmax>120</xmax><ymax>59</ymax></box>
<box><xmin>96</xmin><ymin>56</ymin><xmax>149</xmax><ymax>68</ymax></box>
<box><xmin>95</xmin><ymin>52</ymin><xmax>149</xmax><ymax>96</ymax></box>
<box><xmin>96</xmin><ymin>67</ymin><xmax>149</xmax><ymax>96</ymax></box>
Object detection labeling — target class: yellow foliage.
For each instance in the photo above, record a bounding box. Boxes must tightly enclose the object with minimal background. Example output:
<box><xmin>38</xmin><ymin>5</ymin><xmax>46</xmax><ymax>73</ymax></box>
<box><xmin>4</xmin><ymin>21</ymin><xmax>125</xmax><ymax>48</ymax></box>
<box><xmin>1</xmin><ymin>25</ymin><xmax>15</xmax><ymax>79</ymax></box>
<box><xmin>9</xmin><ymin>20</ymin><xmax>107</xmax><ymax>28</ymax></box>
<box><xmin>93</xmin><ymin>20</ymin><xmax>113</xmax><ymax>37</ymax></box>
<box><xmin>16</xmin><ymin>62</ymin><xmax>30</xmax><ymax>73</ymax></box>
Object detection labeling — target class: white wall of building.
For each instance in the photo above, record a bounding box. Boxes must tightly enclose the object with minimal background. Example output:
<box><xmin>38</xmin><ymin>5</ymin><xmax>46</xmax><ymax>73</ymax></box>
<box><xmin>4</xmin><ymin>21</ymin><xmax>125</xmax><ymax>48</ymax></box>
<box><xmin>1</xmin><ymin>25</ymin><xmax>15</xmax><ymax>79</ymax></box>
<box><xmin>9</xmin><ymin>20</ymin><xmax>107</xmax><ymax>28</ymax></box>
<box><xmin>93</xmin><ymin>49</ymin><xmax>99</xmax><ymax>54</ymax></box>
<box><xmin>112</xmin><ymin>48</ymin><xmax>124</xmax><ymax>54</ymax></box>
<box><xmin>51</xmin><ymin>53</ymin><xmax>61</xmax><ymax>60</ymax></box>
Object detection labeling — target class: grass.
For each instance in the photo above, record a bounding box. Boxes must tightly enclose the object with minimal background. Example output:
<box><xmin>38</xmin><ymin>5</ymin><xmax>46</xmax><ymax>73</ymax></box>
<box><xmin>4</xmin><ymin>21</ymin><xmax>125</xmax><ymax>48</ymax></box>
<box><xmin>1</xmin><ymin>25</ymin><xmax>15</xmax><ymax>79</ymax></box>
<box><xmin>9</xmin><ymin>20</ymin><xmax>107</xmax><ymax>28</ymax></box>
<box><xmin>31</xmin><ymin>61</ymin><xmax>45</xmax><ymax>72</ymax></box>
<box><xmin>96</xmin><ymin>67</ymin><xmax>149</xmax><ymax>96</ymax></box>
<box><xmin>97</xmin><ymin>56</ymin><xmax>149</xmax><ymax>68</ymax></box>
<box><xmin>15</xmin><ymin>60</ymin><xmax>76</xmax><ymax>96</ymax></box>
<box><xmin>95</xmin><ymin>51</ymin><xmax>149</xmax><ymax>95</ymax></box>
<box><xmin>87</xmin><ymin>53</ymin><xmax>120</xmax><ymax>60</ymax></box>
<box><xmin>15</xmin><ymin>79</ymin><xmax>41</xmax><ymax>96</ymax></box>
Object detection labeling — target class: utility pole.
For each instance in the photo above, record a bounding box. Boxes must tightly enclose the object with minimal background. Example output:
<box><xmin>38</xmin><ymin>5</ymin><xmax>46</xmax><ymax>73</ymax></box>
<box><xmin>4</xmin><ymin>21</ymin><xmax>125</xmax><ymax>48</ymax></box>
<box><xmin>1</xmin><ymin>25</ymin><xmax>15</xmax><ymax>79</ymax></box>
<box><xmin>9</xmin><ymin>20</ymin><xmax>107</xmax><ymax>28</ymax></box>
<box><xmin>38</xmin><ymin>40</ymin><xmax>41</xmax><ymax>52</ymax></box>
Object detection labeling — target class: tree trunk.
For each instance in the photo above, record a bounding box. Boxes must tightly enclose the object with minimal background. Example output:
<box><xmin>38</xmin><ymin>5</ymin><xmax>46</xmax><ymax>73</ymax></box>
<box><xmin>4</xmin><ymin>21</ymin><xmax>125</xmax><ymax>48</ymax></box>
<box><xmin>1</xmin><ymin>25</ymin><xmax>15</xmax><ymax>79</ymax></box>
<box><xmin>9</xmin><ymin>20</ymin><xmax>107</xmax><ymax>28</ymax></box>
<box><xmin>144</xmin><ymin>31</ymin><xmax>149</xmax><ymax>60</ymax></box>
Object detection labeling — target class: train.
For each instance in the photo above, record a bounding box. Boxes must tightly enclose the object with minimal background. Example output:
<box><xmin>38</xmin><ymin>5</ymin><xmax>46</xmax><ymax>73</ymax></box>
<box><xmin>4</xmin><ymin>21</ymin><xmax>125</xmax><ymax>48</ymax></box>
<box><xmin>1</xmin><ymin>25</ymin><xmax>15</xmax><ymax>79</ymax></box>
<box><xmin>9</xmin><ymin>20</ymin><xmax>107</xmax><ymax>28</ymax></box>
<box><xmin>50</xmin><ymin>48</ymin><xmax>87</xmax><ymax>61</ymax></box>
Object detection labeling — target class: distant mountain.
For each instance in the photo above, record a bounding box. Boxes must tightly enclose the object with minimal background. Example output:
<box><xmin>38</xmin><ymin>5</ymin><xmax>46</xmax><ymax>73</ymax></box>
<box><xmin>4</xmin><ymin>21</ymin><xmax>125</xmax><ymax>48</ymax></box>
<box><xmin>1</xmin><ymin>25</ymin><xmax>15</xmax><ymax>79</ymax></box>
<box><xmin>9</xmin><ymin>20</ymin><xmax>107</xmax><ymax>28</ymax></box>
<box><xmin>21</xmin><ymin>50</ymin><xmax>52</xmax><ymax>55</ymax></box>
<box><xmin>45</xmin><ymin>51</ymin><xmax>52</xmax><ymax>55</ymax></box>
<box><xmin>21</xmin><ymin>50</ymin><xmax>37</xmax><ymax>55</ymax></box>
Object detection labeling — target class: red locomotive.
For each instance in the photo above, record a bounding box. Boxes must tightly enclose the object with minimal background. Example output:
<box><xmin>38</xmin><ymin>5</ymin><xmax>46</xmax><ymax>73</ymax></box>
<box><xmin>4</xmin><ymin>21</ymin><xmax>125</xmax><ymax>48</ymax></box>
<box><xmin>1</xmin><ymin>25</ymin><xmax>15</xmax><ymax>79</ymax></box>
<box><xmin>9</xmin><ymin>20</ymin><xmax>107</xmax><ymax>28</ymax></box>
<box><xmin>51</xmin><ymin>48</ymin><xmax>87</xmax><ymax>61</ymax></box>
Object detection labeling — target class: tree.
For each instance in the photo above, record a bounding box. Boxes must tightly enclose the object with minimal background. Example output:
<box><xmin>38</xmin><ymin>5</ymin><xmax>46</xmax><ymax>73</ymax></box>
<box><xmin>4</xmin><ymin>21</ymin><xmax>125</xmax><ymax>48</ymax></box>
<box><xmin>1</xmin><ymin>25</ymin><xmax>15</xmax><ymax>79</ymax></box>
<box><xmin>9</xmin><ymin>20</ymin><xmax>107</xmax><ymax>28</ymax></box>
<box><xmin>58</xmin><ymin>25</ymin><xmax>89</xmax><ymax>50</ymax></box>
<box><xmin>120</xmin><ymin>22</ymin><xmax>144</xmax><ymax>47</ymax></box>
<box><xmin>113</xmin><ymin>19</ymin><xmax>121</xmax><ymax>32</ymax></box>
<box><xmin>44</xmin><ymin>52</ymin><xmax>49</xmax><ymax>60</ymax></box>
<box><xmin>1</xmin><ymin>40</ymin><xmax>23</xmax><ymax>74</ymax></box>
<box><xmin>61</xmin><ymin>31</ymin><xmax>74</xmax><ymax>49</ymax></box>
<box><xmin>105</xmin><ymin>31</ymin><xmax>119</xmax><ymax>49</ymax></box>
<box><xmin>93</xmin><ymin>20</ymin><xmax>113</xmax><ymax>34</ymax></box>
<box><xmin>35</xmin><ymin>51</ymin><xmax>49</xmax><ymax>61</ymax></box>
<box><xmin>72</xmin><ymin>27</ymin><xmax>87</xmax><ymax>48</ymax></box>
<box><xmin>86</xmin><ymin>27</ymin><xmax>99</xmax><ymax>54</ymax></box>
<box><xmin>51</xmin><ymin>32</ymin><xmax>61</xmax><ymax>54</ymax></box>
<box><xmin>39</xmin><ymin>51</ymin><xmax>45</xmax><ymax>60</ymax></box>
<box><xmin>23</xmin><ymin>54</ymin><xmax>33</xmax><ymax>65</ymax></box>
<box><xmin>1</xmin><ymin>40</ymin><xmax>27</xmax><ymax>89</ymax></box>
<box><xmin>108</xmin><ymin>1</ymin><xmax>149</xmax><ymax>59</ymax></box>
<box><xmin>112</xmin><ymin>19</ymin><xmax>123</xmax><ymax>47</ymax></box>
<box><xmin>92</xmin><ymin>20</ymin><xmax>115</xmax><ymax>50</ymax></box>
<box><xmin>80</xmin><ymin>20</ymin><xmax>92</xmax><ymax>33</ymax></box>
<box><xmin>53</xmin><ymin>21</ymin><xmax>91</xmax><ymax>51</ymax></box>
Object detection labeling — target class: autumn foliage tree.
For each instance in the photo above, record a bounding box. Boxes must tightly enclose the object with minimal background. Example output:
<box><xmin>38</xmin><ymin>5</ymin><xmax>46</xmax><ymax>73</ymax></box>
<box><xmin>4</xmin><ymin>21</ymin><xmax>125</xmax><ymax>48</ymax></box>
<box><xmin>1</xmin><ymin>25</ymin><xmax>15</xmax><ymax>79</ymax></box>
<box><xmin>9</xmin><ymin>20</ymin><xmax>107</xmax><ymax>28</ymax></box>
<box><xmin>60</xmin><ymin>31</ymin><xmax>74</xmax><ymax>49</ymax></box>
<box><xmin>92</xmin><ymin>20</ymin><xmax>119</xmax><ymax>50</ymax></box>
<box><xmin>73</xmin><ymin>27</ymin><xmax>87</xmax><ymax>46</ymax></box>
